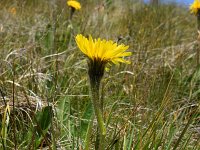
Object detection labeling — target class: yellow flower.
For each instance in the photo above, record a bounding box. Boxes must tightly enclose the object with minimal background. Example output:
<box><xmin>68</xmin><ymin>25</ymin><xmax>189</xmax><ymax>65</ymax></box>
<box><xmin>75</xmin><ymin>34</ymin><xmax>131</xmax><ymax>143</ymax></box>
<box><xmin>75</xmin><ymin>34</ymin><xmax>131</xmax><ymax>65</ymax></box>
<box><xmin>67</xmin><ymin>0</ymin><xmax>81</xmax><ymax>10</ymax></box>
<box><xmin>9</xmin><ymin>7</ymin><xmax>16</xmax><ymax>15</ymax></box>
<box><xmin>190</xmin><ymin>0</ymin><xmax>200</xmax><ymax>15</ymax></box>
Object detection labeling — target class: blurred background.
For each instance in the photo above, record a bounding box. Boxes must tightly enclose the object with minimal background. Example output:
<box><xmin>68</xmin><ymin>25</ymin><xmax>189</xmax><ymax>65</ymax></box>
<box><xmin>144</xmin><ymin>0</ymin><xmax>192</xmax><ymax>5</ymax></box>
<box><xmin>0</xmin><ymin>0</ymin><xmax>199</xmax><ymax>149</ymax></box>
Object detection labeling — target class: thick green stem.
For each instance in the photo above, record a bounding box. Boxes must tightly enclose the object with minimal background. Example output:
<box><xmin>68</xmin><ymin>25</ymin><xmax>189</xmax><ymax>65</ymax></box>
<box><xmin>90</xmin><ymin>81</ymin><xmax>106</xmax><ymax>150</ymax></box>
<box><xmin>88</xmin><ymin>59</ymin><xmax>107</xmax><ymax>149</ymax></box>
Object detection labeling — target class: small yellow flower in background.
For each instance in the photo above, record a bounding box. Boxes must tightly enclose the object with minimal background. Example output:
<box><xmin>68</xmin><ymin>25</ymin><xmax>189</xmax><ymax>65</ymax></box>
<box><xmin>190</xmin><ymin>0</ymin><xmax>200</xmax><ymax>15</ymax></box>
<box><xmin>9</xmin><ymin>7</ymin><xmax>17</xmax><ymax>15</ymax></box>
<box><xmin>67</xmin><ymin>0</ymin><xmax>81</xmax><ymax>10</ymax></box>
<box><xmin>75</xmin><ymin>34</ymin><xmax>131</xmax><ymax>66</ymax></box>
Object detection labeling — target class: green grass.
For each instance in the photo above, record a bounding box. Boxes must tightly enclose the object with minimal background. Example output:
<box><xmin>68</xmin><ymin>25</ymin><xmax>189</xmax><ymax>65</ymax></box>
<box><xmin>0</xmin><ymin>0</ymin><xmax>199</xmax><ymax>149</ymax></box>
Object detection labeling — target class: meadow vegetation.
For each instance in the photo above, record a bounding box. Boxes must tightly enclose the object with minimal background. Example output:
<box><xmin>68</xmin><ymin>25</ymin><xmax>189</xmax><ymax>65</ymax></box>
<box><xmin>0</xmin><ymin>0</ymin><xmax>199</xmax><ymax>149</ymax></box>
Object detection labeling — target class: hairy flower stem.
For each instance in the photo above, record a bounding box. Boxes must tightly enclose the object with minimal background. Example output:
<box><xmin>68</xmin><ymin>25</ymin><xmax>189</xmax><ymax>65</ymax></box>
<box><xmin>70</xmin><ymin>7</ymin><xmax>75</xmax><ymax>20</ymax></box>
<box><xmin>90</xmin><ymin>79</ymin><xmax>106</xmax><ymax>150</ymax></box>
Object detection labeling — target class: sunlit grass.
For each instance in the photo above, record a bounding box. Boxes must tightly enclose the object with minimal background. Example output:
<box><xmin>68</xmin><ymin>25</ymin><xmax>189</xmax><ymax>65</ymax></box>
<box><xmin>0</xmin><ymin>0</ymin><xmax>199</xmax><ymax>149</ymax></box>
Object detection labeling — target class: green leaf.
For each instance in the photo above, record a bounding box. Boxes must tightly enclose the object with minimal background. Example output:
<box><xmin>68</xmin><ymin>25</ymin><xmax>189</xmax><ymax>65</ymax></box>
<box><xmin>35</xmin><ymin>106</ymin><xmax>52</xmax><ymax>133</ymax></box>
<box><xmin>57</xmin><ymin>96</ymin><xmax>70</xmax><ymax>134</ymax></box>
<box><xmin>80</xmin><ymin>101</ymin><xmax>93</xmax><ymax>139</ymax></box>
<box><xmin>34</xmin><ymin>106</ymin><xmax>52</xmax><ymax>148</ymax></box>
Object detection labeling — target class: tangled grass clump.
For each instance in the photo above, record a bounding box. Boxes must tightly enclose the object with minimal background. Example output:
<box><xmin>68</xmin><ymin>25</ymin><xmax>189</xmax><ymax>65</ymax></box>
<box><xmin>0</xmin><ymin>0</ymin><xmax>199</xmax><ymax>149</ymax></box>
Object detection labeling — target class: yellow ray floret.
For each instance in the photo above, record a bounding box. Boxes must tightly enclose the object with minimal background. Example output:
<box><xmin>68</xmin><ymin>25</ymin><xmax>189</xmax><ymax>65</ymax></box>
<box><xmin>190</xmin><ymin>0</ymin><xmax>200</xmax><ymax>15</ymax></box>
<box><xmin>67</xmin><ymin>0</ymin><xmax>81</xmax><ymax>10</ymax></box>
<box><xmin>75</xmin><ymin>34</ymin><xmax>132</xmax><ymax>65</ymax></box>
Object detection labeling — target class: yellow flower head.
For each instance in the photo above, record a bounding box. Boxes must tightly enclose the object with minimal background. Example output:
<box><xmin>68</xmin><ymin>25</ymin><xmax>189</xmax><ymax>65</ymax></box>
<box><xmin>75</xmin><ymin>34</ymin><xmax>132</xmax><ymax>84</ymax></box>
<box><xmin>9</xmin><ymin>7</ymin><xmax>16</xmax><ymax>15</ymax></box>
<box><xmin>67</xmin><ymin>0</ymin><xmax>81</xmax><ymax>10</ymax></box>
<box><xmin>75</xmin><ymin>34</ymin><xmax>131</xmax><ymax>65</ymax></box>
<box><xmin>190</xmin><ymin>0</ymin><xmax>200</xmax><ymax>15</ymax></box>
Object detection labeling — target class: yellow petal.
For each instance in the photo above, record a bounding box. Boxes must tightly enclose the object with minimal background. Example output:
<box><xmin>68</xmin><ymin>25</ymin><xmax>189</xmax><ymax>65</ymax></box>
<box><xmin>67</xmin><ymin>0</ymin><xmax>81</xmax><ymax>10</ymax></box>
<box><xmin>75</xmin><ymin>34</ymin><xmax>132</xmax><ymax>66</ymax></box>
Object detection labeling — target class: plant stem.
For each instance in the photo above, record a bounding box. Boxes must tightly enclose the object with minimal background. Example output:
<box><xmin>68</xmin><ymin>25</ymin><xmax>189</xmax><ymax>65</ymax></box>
<box><xmin>90</xmin><ymin>81</ymin><xmax>106</xmax><ymax>150</ymax></box>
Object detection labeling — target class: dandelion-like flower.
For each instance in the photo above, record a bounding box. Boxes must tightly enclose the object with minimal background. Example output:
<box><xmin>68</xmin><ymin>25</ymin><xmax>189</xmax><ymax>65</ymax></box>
<box><xmin>9</xmin><ymin>7</ymin><xmax>16</xmax><ymax>15</ymax></box>
<box><xmin>190</xmin><ymin>0</ymin><xmax>200</xmax><ymax>15</ymax></box>
<box><xmin>67</xmin><ymin>0</ymin><xmax>81</xmax><ymax>10</ymax></box>
<box><xmin>75</xmin><ymin>34</ymin><xmax>131</xmax><ymax>83</ymax></box>
<box><xmin>75</xmin><ymin>34</ymin><xmax>131</xmax><ymax>149</ymax></box>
